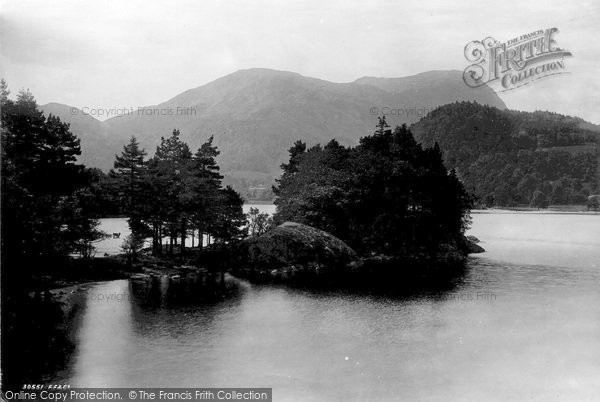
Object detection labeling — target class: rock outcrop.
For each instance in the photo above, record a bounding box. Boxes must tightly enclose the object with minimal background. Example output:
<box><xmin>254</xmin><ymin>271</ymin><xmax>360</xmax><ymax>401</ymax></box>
<box><xmin>463</xmin><ymin>235</ymin><xmax>485</xmax><ymax>254</ymax></box>
<box><xmin>239</xmin><ymin>222</ymin><xmax>357</xmax><ymax>270</ymax></box>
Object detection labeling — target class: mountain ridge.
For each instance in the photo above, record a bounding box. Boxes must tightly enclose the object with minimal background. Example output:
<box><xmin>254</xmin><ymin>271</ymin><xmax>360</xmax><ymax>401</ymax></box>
<box><xmin>40</xmin><ymin>68</ymin><xmax>511</xmax><ymax>195</ymax></box>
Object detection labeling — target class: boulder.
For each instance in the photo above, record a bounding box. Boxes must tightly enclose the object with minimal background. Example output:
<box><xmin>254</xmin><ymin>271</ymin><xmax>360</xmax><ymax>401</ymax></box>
<box><xmin>240</xmin><ymin>222</ymin><xmax>357</xmax><ymax>269</ymax></box>
<box><xmin>466</xmin><ymin>235</ymin><xmax>480</xmax><ymax>243</ymax></box>
<box><xmin>457</xmin><ymin>235</ymin><xmax>485</xmax><ymax>254</ymax></box>
<box><xmin>464</xmin><ymin>239</ymin><xmax>485</xmax><ymax>254</ymax></box>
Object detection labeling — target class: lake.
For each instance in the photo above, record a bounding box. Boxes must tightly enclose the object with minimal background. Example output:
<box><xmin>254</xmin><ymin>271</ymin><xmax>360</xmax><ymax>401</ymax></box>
<box><xmin>51</xmin><ymin>210</ymin><xmax>600</xmax><ymax>400</ymax></box>
<box><xmin>93</xmin><ymin>204</ymin><xmax>276</xmax><ymax>255</ymax></box>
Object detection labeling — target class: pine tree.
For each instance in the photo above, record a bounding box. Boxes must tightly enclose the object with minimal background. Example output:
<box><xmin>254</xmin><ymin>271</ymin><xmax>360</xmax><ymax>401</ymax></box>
<box><xmin>247</xmin><ymin>207</ymin><xmax>273</xmax><ymax>237</ymax></box>
<box><xmin>190</xmin><ymin>136</ymin><xmax>224</xmax><ymax>248</ymax></box>
<box><xmin>0</xmin><ymin>79</ymin><xmax>10</xmax><ymax>103</ymax></box>
<box><xmin>273</xmin><ymin>117</ymin><xmax>473</xmax><ymax>258</ymax></box>
<box><xmin>279</xmin><ymin>140</ymin><xmax>306</xmax><ymax>175</ymax></box>
<box><xmin>112</xmin><ymin>136</ymin><xmax>148</xmax><ymax>242</ymax></box>
<box><xmin>1</xmin><ymin>84</ymin><xmax>100</xmax><ymax>260</ymax></box>
<box><xmin>374</xmin><ymin>115</ymin><xmax>390</xmax><ymax>136</ymax></box>
<box><xmin>210</xmin><ymin>186</ymin><xmax>247</xmax><ymax>243</ymax></box>
<box><xmin>149</xmin><ymin>129</ymin><xmax>193</xmax><ymax>255</ymax></box>
<box><xmin>113</xmin><ymin>136</ymin><xmax>147</xmax><ymax>208</ymax></box>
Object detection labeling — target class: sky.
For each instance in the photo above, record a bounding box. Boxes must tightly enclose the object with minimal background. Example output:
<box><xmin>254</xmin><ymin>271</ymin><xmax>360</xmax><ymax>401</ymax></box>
<box><xmin>1</xmin><ymin>0</ymin><xmax>599</xmax><ymax>123</ymax></box>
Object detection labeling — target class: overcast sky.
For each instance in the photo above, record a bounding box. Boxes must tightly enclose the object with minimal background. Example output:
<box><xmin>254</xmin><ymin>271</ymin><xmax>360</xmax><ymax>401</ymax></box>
<box><xmin>1</xmin><ymin>0</ymin><xmax>599</xmax><ymax>123</ymax></box>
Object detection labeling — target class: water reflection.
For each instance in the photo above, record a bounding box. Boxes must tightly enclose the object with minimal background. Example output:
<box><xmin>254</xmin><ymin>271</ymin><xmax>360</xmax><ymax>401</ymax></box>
<box><xmin>51</xmin><ymin>257</ymin><xmax>600</xmax><ymax>400</ymax></box>
<box><xmin>30</xmin><ymin>212</ymin><xmax>600</xmax><ymax>399</ymax></box>
<box><xmin>1</xmin><ymin>290</ymin><xmax>81</xmax><ymax>389</ymax></box>
<box><xmin>129</xmin><ymin>274</ymin><xmax>235</xmax><ymax>309</ymax></box>
<box><xmin>469</xmin><ymin>211</ymin><xmax>600</xmax><ymax>269</ymax></box>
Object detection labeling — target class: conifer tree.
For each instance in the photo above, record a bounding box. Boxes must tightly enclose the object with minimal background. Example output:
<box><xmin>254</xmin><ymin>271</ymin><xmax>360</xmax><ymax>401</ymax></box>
<box><xmin>1</xmin><ymin>84</ymin><xmax>101</xmax><ymax>260</ymax></box>
<box><xmin>112</xmin><ymin>136</ymin><xmax>148</xmax><ymax>243</ymax></box>
<box><xmin>211</xmin><ymin>186</ymin><xmax>247</xmax><ymax>243</ymax></box>
<box><xmin>190</xmin><ymin>136</ymin><xmax>224</xmax><ymax>248</ymax></box>
<box><xmin>149</xmin><ymin>129</ymin><xmax>193</xmax><ymax>255</ymax></box>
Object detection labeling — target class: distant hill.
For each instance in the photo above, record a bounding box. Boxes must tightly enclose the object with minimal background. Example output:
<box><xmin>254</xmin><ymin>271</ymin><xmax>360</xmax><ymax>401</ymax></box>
<box><xmin>575</xmin><ymin>118</ymin><xmax>600</xmax><ymax>134</ymax></box>
<box><xmin>411</xmin><ymin>102</ymin><xmax>600</xmax><ymax>206</ymax></box>
<box><xmin>41</xmin><ymin>68</ymin><xmax>507</xmax><ymax>196</ymax></box>
<box><xmin>355</xmin><ymin>70</ymin><xmax>506</xmax><ymax>109</ymax></box>
<box><xmin>40</xmin><ymin>103</ymin><xmax>123</xmax><ymax>170</ymax></box>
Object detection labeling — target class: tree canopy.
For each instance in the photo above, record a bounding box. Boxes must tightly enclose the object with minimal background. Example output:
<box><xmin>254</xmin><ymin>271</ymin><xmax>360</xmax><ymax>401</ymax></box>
<box><xmin>411</xmin><ymin>102</ymin><xmax>599</xmax><ymax>207</ymax></box>
<box><xmin>274</xmin><ymin>117</ymin><xmax>473</xmax><ymax>258</ymax></box>
<box><xmin>109</xmin><ymin>130</ymin><xmax>247</xmax><ymax>256</ymax></box>
<box><xmin>1</xmin><ymin>82</ymin><xmax>103</xmax><ymax>261</ymax></box>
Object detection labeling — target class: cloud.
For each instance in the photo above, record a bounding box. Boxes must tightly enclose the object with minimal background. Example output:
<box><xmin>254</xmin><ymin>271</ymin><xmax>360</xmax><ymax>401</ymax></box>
<box><xmin>1</xmin><ymin>0</ymin><xmax>599</xmax><ymax>123</ymax></box>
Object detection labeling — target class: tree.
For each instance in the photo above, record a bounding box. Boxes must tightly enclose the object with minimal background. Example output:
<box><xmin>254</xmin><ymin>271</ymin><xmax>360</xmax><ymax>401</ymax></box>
<box><xmin>69</xmin><ymin>216</ymin><xmax>106</xmax><ymax>259</ymax></box>
<box><xmin>493</xmin><ymin>184</ymin><xmax>514</xmax><ymax>207</ymax></box>
<box><xmin>517</xmin><ymin>174</ymin><xmax>540</xmax><ymax>204</ymax></box>
<box><xmin>247</xmin><ymin>207</ymin><xmax>273</xmax><ymax>237</ymax></box>
<box><xmin>279</xmin><ymin>140</ymin><xmax>307</xmax><ymax>175</ymax></box>
<box><xmin>111</xmin><ymin>136</ymin><xmax>149</xmax><ymax>253</ymax></box>
<box><xmin>587</xmin><ymin>195</ymin><xmax>600</xmax><ymax>211</ymax></box>
<box><xmin>189</xmin><ymin>136</ymin><xmax>224</xmax><ymax>248</ymax></box>
<box><xmin>274</xmin><ymin>118</ymin><xmax>473</xmax><ymax>258</ymax></box>
<box><xmin>530</xmin><ymin>190</ymin><xmax>549</xmax><ymax>209</ymax></box>
<box><xmin>62</xmin><ymin>185</ymin><xmax>109</xmax><ymax>258</ymax></box>
<box><xmin>374</xmin><ymin>115</ymin><xmax>391</xmax><ymax>136</ymax></box>
<box><xmin>147</xmin><ymin>129</ymin><xmax>193</xmax><ymax>255</ymax></box>
<box><xmin>550</xmin><ymin>176</ymin><xmax>574</xmax><ymax>205</ymax></box>
<box><xmin>124</xmin><ymin>131</ymin><xmax>245</xmax><ymax>256</ymax></box>
<box><xmin>121</xmin><ymin>233</ymin><xmax>146</xmax><ymax>263</ymax></box>
<box><xmin>1</xmin><ymin>85</ymin><xmax>98</xmax><ymax>260</ymax></box>
<box><xmin>410</xmin><ymin>101</ymin><xmax>599</xmax><ymax>207</ymax></box>
<box><xmin>112</xmin><ymin>136</ymin><xmax>148</xmax><ymax>213</ymax></box>
<box><xmin>84</xmin><ymin>167</ymin><xmax>123</xmax><ymax>217</ymax></box>
<box><xmin>211</xmin><ymin>186</ymin><xmax>247</xmax><ymax>243</ymax></box>
<box><xmin>0</xmin><ymin>78</ymin><xmax>9</xmax><ymax>103</ymax></box>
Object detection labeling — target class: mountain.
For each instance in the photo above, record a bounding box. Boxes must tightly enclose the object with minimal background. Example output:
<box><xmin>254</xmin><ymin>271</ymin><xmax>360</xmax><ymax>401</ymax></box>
<box><xmin>40</xmin><ymin>103</ymin><xmax>123</xmax><ymax>170</ymax></box>
<box><xmin>41</xmin><ymin>68</ymin><xmax>507</xmax><ymax>194</ymax></box>
<box><xmin>354</xmin><ymin>70</ymin><xmax>506</xmax><ymax>109</ymax></box>
<box><xmin>410</xmin><ymin>102</ymin><xmax>599</xmax><ymax>206</ymax></box>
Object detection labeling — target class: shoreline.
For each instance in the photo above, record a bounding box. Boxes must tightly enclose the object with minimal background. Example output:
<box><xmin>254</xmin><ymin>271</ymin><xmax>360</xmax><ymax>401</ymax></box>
<box><xmin>472</xmin><ymin>208</ymin><xmax>600</xmax><ymax>215</ymax></box>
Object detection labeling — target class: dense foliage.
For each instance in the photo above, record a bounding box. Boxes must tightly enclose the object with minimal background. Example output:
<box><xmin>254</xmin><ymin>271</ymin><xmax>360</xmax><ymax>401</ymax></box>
<box><xmin>1</xmin><ymin>81</ymin><xmax>103</xmax><ymax>262</ymax></box>
<box><xmin>1</xmin><ymin>82</ymin><xmax>248</xmax><ymax>388</ymax></box>
<box><xmin>109</xmin><ymin>131</ymin><xmax>246</xmax><ymax>256</ymax></box>
<box><xmin>0</xmin><ymin>81</ymin><xmax>247</xmax><ymax>263</ymax></box>
<box><xmin>411</xmin><ymin>102</ymin><xmax>600</xmax><ymax>207</ymax></box>
<box><xmin>273</xmin><ymin>117</ymin><xmax>473</xmax><ymax>258</ymax></box>
<box><xmin>246</xmin><ymin>207</ymin><xmax>273</xmax><ymax>237</ymax></box>
<box><xmin>1</xmin><ymin>82</ymin><xmax>109</xmax><ymax>388</ymax></box>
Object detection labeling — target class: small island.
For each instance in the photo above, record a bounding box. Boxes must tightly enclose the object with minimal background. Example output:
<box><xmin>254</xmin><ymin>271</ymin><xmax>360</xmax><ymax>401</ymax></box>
<box><xmin>235</xmin><ymin>116</ymin><xmax>481</xmax><ymax>289</ymax></box>
<box><xmin>1</xmin><ymin>86</ymin><xmax>480</xmax><ymax>387</ymax></box>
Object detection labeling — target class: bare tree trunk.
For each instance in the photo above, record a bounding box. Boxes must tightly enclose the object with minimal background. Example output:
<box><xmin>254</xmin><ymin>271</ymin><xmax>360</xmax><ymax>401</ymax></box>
<box><xmin>152</xmin><ymin>221</ymin><xmax>159</xmax><ymax>256</ymax></box>
<box><xmin>180</xmin><ymin>221</ymin><xmax>186</xmax><ymax>255</ymax></box>
<box><xmin>158</xmin><ymin>224</ymin><xmax>163</xmax><ymax>255</ymax></box>
<box><xmin>197</xmin><ymin>228</ymin><xmax>204</xmax><ymax>249</ymax></box>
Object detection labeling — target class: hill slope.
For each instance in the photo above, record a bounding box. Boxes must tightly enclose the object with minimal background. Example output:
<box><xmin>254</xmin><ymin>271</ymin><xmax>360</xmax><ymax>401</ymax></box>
<box><xmin>42</xmin><ymin>68</ymin><xmax>507</xmax><ymax>194</ymax></box>
<box><xmin>40</xmin><ymin>103</ymin><xmax>123</xmax><ymax>169</ymax></box>
<box><xmin>411</xmin><ymin>102</ymin><xmax>600</xmax><ymax>206</ymax></box>
<box><xmin>354</xmin><ymin>70</ymin><xmax>505</xmax><ymax>110</ymax></box>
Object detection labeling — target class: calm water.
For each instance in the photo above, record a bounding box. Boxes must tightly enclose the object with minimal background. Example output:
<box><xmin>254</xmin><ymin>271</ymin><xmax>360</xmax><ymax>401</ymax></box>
<box><xmin>94</xmin><ymin>205</ymin><xmax>274</xmax><ymax>255</ymax></box>
<box><xmin>53</xmin><ymin>211</ymin><xmax>600</xmax><ymax>401</ymax></box>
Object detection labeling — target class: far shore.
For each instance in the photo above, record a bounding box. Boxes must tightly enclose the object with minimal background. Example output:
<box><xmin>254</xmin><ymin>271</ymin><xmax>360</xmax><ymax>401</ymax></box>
<box><xmin>473</xmin><ymin>206</ymin><xmax>599</xmax><ymax>215</ymax></box>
